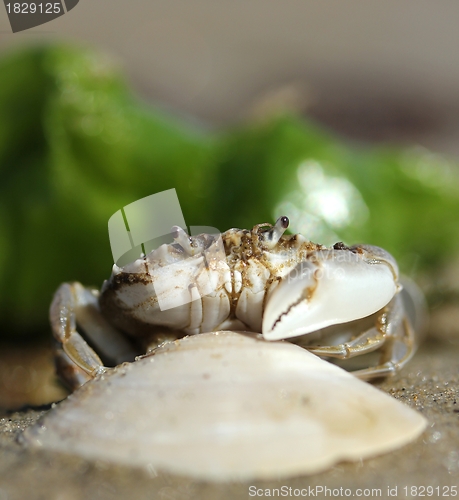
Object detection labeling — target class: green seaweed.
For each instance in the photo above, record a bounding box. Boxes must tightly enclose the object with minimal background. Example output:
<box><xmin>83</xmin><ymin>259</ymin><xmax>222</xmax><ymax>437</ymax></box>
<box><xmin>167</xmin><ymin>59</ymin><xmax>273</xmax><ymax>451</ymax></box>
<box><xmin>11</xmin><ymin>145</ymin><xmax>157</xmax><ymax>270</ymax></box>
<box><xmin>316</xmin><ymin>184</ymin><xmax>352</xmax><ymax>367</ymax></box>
<box><xmin>1</xmin><ymin>44</ymin><xmax>458</xmax><ymax>338</ymax></box>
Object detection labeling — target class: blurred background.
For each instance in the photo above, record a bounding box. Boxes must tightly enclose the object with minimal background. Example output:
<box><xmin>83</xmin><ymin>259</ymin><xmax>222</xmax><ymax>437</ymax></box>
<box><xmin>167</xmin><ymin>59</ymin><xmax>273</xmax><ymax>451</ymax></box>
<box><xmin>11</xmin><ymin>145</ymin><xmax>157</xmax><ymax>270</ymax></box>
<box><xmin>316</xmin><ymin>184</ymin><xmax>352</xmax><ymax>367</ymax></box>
<box><xmin>2</xmin><ymin>1</ymin><xmax>459</xmax><ymax>146</ymax></box>
<box><xmin>1</xmin><ymin>1</ymin><xmax>459</xmax><ymax>409</ymax></box>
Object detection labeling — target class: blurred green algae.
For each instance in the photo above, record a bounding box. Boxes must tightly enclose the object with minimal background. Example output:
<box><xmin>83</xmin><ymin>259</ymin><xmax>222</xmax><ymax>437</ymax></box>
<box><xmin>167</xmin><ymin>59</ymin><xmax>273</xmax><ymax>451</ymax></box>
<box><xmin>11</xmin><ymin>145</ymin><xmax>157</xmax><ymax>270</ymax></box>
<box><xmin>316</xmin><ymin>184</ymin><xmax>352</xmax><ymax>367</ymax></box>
<box><xmin>1</xmin><ymin>43</ymin><xmax>459</xmax><ymax>339</ymax></box>
<box><xmin>213</xmin><ymin>116</ymin><xmax>459</xmax><ymax>273</ymax></box>
<box><xmin>0</xmin><ymin>44</ymin><xmax>215</xmax><ymax>338</ymax></box>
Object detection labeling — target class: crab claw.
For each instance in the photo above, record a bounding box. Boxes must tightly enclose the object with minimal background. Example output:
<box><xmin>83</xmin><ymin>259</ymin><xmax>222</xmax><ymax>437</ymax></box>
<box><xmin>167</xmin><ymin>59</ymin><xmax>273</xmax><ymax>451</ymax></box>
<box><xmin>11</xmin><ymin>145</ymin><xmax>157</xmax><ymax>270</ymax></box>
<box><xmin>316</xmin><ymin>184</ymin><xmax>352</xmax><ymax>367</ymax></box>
<box><xmin>262</xmin><ymin>246</ymin><xmax>399</xmax><ymax>341</ymax></box>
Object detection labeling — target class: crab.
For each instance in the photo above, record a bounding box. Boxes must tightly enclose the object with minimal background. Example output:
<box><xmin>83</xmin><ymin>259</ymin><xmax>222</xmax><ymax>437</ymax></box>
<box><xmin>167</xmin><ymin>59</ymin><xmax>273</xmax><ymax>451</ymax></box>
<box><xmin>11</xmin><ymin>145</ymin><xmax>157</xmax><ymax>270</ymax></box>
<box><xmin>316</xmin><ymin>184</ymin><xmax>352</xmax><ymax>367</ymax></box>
<box><xmin>51</xmin><ymin>216</ymin><xmax>424</xmax><ymax>390</ymax></box>
<box><xmin>25</xmin><ymin>217</ymin><xmax>427</xmax><ymax>480</ymax></box>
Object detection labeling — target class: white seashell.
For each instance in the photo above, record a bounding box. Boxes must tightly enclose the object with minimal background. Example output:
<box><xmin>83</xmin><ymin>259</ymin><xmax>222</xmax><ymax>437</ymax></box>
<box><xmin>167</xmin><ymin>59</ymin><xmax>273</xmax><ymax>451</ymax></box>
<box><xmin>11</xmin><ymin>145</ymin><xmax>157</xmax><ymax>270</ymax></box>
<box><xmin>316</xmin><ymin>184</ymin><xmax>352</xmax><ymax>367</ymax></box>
<box><xmin>23</xmin><ymin>331</ymin><xmax>426</xmax><ymax>481</ymax></box>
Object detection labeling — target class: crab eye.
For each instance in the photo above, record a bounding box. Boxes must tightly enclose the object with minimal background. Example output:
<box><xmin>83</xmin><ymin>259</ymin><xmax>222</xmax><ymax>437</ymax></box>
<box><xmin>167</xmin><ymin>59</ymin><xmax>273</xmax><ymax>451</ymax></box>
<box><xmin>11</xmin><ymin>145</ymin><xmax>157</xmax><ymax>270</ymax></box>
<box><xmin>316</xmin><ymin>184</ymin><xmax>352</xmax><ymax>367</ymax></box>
<box><xmin>279</xmin><ymin>216</ymin><xmax>289</xmax><ymax>229</ymax></box>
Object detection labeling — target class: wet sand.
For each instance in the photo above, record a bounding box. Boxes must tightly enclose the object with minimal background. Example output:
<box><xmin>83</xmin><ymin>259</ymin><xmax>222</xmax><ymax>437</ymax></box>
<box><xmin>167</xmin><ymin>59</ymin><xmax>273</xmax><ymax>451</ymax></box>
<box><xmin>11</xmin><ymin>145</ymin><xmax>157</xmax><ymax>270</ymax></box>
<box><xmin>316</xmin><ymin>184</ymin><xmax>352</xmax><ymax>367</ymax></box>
<box><xmin>0</xmin><ymin>333</ymin><xmax>458</xmax><ymax>500</ymax></box>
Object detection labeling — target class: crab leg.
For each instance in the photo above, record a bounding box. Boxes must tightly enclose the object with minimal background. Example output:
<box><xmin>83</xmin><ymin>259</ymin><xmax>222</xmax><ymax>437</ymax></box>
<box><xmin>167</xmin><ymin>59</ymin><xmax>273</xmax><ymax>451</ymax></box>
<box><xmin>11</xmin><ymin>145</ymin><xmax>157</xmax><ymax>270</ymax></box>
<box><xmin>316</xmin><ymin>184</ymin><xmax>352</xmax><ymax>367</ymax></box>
<box><xmin>305</xmin><ymin>291</ymin><xmax>405</xmax><ymax>360</ymax></box>
<box><xmin>53</xmin><ymin>349</ymin><xmax>94</xmax><ymax>390</ymax></box>
<box><xmin>351</xmin><ymin>324</ymin><xmax>415</xmax><ymax>380</ymax></box>
<box><xmin>306</xmin><ymin>324</ymin><xmax>386</xmax><ymax>359</ymax></box>
<box><xmin>349</xmin><ymin>286</ymin><xmax>420</xmax><ymax>380</ymax></box>
<box><xmin>50</xmin><ymin>282</ymin><xmax>137</xmax><ymax>388</ymax></box>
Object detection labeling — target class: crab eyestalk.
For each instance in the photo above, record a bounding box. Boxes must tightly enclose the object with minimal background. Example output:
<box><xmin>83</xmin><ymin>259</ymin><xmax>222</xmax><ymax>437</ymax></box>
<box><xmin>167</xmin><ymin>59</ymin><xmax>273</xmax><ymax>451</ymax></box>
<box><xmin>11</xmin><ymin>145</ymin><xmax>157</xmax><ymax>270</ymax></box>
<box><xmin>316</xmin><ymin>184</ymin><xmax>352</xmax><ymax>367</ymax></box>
<box><xmin>261</xmin><ymin>216</ymin><xmax>289</xmax><ymax>249</ymax></box>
